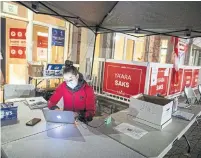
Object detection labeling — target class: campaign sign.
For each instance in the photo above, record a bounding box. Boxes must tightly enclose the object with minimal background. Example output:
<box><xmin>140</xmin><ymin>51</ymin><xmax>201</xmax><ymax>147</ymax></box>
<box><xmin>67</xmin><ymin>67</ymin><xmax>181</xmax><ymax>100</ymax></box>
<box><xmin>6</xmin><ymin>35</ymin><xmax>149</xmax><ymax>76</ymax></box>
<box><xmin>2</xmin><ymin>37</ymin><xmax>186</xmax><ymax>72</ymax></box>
<box><xmin>149</xmin><ymin>68</ymin><xmax>170</xmax><ymax>96</ymax></box>
<box><xmin>103</xmin><ymin>62</ymin><xmax>147</xmax><ymax>98</ymax></box>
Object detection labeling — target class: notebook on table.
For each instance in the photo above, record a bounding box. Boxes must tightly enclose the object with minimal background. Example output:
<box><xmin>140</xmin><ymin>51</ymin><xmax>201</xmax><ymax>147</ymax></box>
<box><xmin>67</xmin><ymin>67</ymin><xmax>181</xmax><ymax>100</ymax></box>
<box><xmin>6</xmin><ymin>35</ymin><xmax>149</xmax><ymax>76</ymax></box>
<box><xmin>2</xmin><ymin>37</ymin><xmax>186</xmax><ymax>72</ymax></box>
<box><xmin>172</xmin><ymin>110</ymin><xmax>194</xmax><ymax>121</ymax></box>
<box><xmin>25</xmin><ymin>97</ymin><xmax>47</xmax><ymax>110</ymax></box>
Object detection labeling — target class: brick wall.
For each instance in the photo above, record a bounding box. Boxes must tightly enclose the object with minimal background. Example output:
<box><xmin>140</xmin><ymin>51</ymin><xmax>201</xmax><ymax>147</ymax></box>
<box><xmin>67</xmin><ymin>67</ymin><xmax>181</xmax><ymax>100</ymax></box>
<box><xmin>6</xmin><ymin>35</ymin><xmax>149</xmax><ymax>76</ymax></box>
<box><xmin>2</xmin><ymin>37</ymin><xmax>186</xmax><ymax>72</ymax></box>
<box><xmin>148</xmin><ymin>35</ymin><xmax>161</xmax><ymax>62</ymax></box>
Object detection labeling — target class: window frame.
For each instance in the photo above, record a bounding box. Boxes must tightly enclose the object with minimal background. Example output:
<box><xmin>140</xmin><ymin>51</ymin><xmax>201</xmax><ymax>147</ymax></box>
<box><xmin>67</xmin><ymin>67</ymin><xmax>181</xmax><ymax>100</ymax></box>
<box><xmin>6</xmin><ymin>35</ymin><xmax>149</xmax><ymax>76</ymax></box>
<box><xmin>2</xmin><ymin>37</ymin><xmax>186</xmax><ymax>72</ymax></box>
<box><xmin>114</xmin><ymin>33</ymin><xmax>136</xmax><ymax>61</ymax></box>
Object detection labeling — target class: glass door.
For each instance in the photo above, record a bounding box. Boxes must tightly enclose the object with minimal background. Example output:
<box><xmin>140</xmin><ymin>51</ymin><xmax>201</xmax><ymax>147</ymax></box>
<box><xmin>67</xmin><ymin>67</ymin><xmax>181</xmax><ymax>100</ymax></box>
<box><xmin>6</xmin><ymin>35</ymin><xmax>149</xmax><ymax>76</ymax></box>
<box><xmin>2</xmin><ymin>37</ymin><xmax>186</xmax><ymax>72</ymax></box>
<box><xmin>6</xmin><ymin>18</ymin><xmax>28</xmax><ymax>84</ymax></box>
<box><xmin>125</xmin><ymin>39</ymin><xmax>134</xmax><ymax>61</ymax></box>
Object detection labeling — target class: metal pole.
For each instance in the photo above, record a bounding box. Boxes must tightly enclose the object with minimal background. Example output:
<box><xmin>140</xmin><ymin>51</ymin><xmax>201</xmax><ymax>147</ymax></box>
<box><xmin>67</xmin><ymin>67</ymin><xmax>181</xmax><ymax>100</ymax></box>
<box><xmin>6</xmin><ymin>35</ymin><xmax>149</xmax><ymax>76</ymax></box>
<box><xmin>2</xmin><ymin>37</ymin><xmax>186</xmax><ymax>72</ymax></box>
<box><xmin>145</xmin><ymin>36</ymin><xmax>150</xmax><ymax>62</ymax></box>
<box><xmin>90</xmin><ymin>30</ymin><xmax>98</xmax><ymax>78</ymax></box>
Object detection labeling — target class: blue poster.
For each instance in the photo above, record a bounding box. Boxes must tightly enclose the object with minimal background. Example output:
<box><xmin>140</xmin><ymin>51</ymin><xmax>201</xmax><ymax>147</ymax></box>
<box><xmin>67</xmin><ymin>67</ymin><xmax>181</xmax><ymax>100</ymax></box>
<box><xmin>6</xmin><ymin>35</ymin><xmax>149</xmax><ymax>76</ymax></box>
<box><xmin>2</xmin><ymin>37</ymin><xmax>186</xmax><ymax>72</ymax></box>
<box><xmin>52</xmin><ymin>28</ymin><xmax>65</xmax><ymax>46</ymax></box>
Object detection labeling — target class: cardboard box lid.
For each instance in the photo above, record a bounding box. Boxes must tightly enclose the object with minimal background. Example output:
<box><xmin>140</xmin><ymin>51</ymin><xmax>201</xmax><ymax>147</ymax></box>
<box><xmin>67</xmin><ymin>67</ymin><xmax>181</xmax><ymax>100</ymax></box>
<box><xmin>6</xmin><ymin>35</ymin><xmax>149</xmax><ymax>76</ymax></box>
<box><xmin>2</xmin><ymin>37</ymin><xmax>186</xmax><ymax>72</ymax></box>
<box><xmin>134</xmin><ymin>94</ymin><xmax>172</xmax><ymax>106</ymax></box>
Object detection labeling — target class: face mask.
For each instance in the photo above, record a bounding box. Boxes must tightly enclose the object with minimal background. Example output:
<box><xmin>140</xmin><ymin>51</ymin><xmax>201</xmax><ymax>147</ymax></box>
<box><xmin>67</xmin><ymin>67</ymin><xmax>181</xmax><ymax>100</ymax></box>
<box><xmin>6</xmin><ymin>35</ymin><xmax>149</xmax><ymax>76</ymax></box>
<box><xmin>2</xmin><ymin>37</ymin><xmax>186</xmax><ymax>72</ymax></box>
<box><xmin>67</xmin><ymin>80</ymin><xmax>78</xmax><ymax>89</ymax></box>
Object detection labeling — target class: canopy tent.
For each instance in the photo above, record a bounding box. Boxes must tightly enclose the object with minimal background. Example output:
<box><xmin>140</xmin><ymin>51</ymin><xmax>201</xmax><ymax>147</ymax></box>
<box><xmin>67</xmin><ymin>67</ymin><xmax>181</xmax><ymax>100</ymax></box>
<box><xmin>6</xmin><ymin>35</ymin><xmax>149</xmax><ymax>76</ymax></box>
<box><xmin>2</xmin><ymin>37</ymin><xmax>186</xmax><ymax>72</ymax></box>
<box><xmin>17</xmin><ymin>1</ymin><xmax>201</xmax><ymax>75</ymax></box>
<box><xmin>18</xmin><ymin>1</ymin><xmax>201</xmax><ymax>38</ymax></box>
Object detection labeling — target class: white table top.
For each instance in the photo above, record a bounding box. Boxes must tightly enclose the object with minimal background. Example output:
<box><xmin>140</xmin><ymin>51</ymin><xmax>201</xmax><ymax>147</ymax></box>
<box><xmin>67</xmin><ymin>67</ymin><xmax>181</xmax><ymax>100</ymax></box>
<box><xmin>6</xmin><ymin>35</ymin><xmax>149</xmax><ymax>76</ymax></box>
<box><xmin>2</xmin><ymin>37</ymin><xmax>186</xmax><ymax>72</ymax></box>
<box><xmin>97</xmin><ymin>104</ymin><xmax>201</xmax><ymax>158</ymax></box>
<box><xmin>1</xmin><ymin>102</ymin><xmax>145</xmax><ymax>158</ymax></box>
<box><xmin>1</xmin><ymin>102</ymin><xmax>62</xmax><ymax>145</ymax></box>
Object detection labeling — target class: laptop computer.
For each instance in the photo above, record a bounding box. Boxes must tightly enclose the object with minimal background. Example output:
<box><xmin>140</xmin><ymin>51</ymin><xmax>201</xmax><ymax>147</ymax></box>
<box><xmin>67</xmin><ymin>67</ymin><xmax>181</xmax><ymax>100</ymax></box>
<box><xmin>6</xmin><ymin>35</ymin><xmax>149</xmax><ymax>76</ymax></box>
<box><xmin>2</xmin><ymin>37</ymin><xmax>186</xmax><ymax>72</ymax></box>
<box><xmin>42</xmin><ymin>108</ymin><xmax>75</xmax><ymax>124</ymax></box>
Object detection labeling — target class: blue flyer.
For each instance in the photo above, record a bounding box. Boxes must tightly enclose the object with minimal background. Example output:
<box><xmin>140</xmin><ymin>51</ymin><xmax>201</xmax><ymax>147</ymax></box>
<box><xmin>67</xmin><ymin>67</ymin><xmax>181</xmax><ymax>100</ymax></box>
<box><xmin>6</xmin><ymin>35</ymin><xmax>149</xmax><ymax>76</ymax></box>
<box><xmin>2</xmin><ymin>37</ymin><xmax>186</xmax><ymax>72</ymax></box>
<box><xmin>52</xmin><ymin>28</ymin><xmax>65</xmax><ymax>46</ymax></box>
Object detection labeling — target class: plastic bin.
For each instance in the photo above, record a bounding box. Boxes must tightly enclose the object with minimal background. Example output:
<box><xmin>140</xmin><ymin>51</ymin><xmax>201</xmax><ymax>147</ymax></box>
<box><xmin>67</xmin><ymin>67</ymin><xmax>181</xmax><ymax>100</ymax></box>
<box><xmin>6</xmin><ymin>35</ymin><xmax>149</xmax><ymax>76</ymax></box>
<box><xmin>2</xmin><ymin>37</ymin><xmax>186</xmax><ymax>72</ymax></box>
<box><xmin>1</xmin><ymin>102</ymin><xmax>18</xmax><ymax>121</ymax></box>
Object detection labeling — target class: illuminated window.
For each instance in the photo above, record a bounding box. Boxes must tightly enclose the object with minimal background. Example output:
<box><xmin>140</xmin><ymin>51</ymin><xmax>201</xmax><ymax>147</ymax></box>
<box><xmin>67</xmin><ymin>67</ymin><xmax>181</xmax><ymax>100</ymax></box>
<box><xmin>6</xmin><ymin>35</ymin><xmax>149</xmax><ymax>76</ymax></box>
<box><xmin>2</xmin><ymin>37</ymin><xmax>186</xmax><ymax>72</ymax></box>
<box><xmin>114</xmin><ymin>34</ymin><xmax>125</xmax><ymax>60</ymax></box>
<box><xmin>113</xmin><ymin>33</ymin><xmax>145</xmax><ymax>61</ymax></box>
<box><xmin>160</xmin><ymin>40</ymin><xmax>168</xmax><ymax>64</ymax></box>
<box><xmin>5</xmin><ymin>18</ymin><xmax>28</xmax><ymax>84</ymax></box>
<box><xmin>32</xmin><ymin>25</ymin><xmax>48</xmax><ymax>62</ymax></box>
<box><xmin>125</xmin><ymin>39</ymin><xmax>134</xmax><ymax>61</ymax></box>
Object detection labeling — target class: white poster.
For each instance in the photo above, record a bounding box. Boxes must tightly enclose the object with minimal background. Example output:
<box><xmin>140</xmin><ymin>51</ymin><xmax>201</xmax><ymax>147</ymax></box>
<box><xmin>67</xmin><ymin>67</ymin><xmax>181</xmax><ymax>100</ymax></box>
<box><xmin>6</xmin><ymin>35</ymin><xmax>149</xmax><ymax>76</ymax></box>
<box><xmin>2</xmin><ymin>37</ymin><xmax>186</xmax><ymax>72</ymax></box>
<box><xmin>164</xmin><ymin>68</ymin><xmax>169</xmax><ymax>77</ymax></box>
<box><xmin>37</xmin><ymin>48</ymin><xmax>47</xmax><ymax>60</ymax></box>
<box><xmin>114</xmin><ymin>123</ymin><xmax>148</xmax><ymax>140</ymax></box>
<box><xmin>151</xmin><ymin>67</ymin><xmax>158</xmax><ymax>86</ymax></box>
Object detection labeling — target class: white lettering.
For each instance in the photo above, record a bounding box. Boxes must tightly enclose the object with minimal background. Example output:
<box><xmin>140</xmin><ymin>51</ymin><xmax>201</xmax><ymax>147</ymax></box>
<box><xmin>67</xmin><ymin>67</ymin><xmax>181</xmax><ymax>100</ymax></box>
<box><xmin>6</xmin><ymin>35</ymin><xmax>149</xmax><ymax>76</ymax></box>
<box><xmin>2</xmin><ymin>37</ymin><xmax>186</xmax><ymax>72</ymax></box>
<box><xmin>5</xmin><ymin>111</ymin><xmax>12</xmax><ymax>116</ymax></box>
<box><xmin>115</xmin><ymin>80</ymin><xmax>130</xmax><ymax>88</ymax></box>
<box><xmin>115</xmin><ymin>73</ymin><xmax>131</xmax><ymax>81</ymax></box>
<box><xmin>158</xmin><ymin>78</ymin><xmax>165</xmax><ymax>83</ymax></box>
<box><xmin>156</xmin><ymin>85</ymin><xmax>163</xmax><ymax>90</ymax></box>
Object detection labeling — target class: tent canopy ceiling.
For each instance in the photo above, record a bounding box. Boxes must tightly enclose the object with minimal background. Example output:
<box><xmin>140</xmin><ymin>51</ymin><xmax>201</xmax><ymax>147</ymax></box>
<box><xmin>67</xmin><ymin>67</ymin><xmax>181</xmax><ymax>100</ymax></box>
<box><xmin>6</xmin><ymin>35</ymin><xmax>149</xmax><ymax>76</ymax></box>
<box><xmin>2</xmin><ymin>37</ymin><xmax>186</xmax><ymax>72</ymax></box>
<box><xmin>18</xmin><ymin>1</ymin><xmax>201</xmax><ymax>38</ymax></box>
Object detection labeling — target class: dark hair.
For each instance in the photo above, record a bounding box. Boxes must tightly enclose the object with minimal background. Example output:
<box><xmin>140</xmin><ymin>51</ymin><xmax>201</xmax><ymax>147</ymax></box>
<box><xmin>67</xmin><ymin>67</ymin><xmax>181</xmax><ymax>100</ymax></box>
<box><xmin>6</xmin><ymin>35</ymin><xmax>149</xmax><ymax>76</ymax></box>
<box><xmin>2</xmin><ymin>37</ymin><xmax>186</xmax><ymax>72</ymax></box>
<box><xmin>65</xmin><ymin>60</ymin><xmax>73</xmax><ymax>67</ymax></box>
<box><xmin>63</xmin><ymin>60</ymin><xmax>78</xmax><ymax>75</ymax></box>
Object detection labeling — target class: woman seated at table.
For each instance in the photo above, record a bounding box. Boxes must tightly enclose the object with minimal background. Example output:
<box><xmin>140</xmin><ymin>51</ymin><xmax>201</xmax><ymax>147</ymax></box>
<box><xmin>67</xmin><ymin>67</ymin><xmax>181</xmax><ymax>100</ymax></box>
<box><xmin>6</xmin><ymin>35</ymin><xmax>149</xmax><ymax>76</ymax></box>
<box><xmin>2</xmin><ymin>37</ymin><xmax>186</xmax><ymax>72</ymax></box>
<box><xmin>48</xmin><ymin>61</ymin><xmax>95</xmax><ymax>122</ymax></box>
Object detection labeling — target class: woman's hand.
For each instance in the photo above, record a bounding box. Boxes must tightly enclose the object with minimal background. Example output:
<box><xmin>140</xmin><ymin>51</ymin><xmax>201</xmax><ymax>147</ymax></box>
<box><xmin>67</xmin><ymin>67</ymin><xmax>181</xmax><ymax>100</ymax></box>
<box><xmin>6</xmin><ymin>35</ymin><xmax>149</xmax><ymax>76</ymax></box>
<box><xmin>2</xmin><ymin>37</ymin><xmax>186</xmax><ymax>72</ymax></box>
<box><xmin>49</xmin><ymin>106</ymin><xmax>63</xmax><ymax>110</ymax></box>
<box><xmin>55</xmin><ymin>107</ymin><xmax>63</xmax><ymax>111</ymax></box>
<box><xmin>74</xmin><ymin>112</ymin><xmax>79</xmax><ymax>118</ymax></box>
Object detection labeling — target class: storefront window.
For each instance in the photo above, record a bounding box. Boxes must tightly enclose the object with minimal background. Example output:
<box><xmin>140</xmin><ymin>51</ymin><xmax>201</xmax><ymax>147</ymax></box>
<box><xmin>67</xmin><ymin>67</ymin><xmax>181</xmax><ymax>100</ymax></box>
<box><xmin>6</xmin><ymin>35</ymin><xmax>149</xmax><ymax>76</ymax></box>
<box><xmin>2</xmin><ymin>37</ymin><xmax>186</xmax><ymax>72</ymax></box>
<box><xmin>133</xmin><ymin>38</ymin><xmax>146</xmax><ymax>62</ymax></box>
<box><xmin>6</xmin><ymin>18</ymin><xmax>28</xmax><ymax>84</ymax></box>
<box><xmin>160</xmin><ymin>40</ymin><xmax>168</xmax><ymax>64</ymax></box>
<box><xmin>32</xmin><ymin>25</ymin><xmax>48</xmax><ymax>62</ymax></box>
<box><xmin>114</xmin><ymin>34</ymin><xmax>125</xmax><ymax>60</ymax></box>
<box><xmin>125</xmin><ymin>39</ymin><xmax>134</xmax><ymax>61</ymax></box>
<box><xmin>114</xmin><ymin>33</ymin><xmax>139</xmax><ymax>61</ymax></box>
<box><xmin>92</xmin><ymin>34</ymin><xmax>101</xmax><ymax>75</ymax></box>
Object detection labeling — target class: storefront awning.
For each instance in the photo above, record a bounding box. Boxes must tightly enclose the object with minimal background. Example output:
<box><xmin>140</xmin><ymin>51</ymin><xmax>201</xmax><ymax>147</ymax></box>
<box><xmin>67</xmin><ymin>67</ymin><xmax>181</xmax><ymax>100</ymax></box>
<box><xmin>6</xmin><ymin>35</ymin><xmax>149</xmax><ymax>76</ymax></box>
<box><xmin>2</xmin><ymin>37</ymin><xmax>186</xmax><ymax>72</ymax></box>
<box><xmin>18</xmin><ymin>1</ymin><xmax>201</xmax><ymax>38</ymax></box>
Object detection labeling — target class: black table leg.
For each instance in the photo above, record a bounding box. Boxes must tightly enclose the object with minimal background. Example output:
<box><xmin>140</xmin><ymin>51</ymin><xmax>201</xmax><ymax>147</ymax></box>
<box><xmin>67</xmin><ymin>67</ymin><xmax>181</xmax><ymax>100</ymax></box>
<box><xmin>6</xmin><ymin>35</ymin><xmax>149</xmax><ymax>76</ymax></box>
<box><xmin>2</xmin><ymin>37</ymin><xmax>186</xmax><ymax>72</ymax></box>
<box><xmin>183</xmin><ymin>135</ymin><xmax>191</xmax><ymax>154</ymax></box>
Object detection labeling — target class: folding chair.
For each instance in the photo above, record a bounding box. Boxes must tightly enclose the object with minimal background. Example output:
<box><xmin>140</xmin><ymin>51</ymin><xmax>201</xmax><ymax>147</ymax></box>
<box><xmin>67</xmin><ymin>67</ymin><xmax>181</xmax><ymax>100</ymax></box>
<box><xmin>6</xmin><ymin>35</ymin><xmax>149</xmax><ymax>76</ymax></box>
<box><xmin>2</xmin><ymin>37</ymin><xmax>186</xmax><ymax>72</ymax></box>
<box><xmin>184</xmin><ymin>86</ymin><xmax>199</xmax><ymax>105</ymax></box>
<box><xmin>198</xmin><ymin>85</ymin><xmax>201</xmax><ymax>103</ymax></box>
<box><xmin>3</xmin><ymin>84</ymin><xmax>35</xmax><ymax>102</ymax></box>
<box><xmin>196</xmin><ymin>85</ymin><xmax>201</xmax><ymax>124</ymax></box>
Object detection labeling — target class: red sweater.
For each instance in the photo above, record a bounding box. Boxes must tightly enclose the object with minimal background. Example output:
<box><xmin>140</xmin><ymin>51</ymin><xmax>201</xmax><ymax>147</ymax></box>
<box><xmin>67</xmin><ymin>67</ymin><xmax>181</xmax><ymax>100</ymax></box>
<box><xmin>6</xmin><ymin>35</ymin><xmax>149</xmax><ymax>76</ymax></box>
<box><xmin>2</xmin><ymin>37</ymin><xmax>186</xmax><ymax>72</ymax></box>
<box><xmin>48</xmin><ymin>82</ymin><xmax>96</xmax><ymax>117</ymax></box>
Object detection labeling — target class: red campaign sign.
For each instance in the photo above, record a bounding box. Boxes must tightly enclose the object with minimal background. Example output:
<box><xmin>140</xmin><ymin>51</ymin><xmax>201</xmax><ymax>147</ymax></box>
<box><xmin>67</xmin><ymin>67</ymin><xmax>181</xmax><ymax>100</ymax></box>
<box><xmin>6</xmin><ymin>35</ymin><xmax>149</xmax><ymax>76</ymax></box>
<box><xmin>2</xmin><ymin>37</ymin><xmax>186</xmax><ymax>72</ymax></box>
<box><xmin>37</xmin><ymin>36</ymin><xmax>48</xmax><ymax>48</ymax></box>
<box><xmin>10</xmin><ymin>46</ymin><xmax>26</xmax><ymax>59</ymax></box>
<box><xmin>169</xmin><ymin>69</ymin><xmax>184</xmax><ymax>95</ymax></box>
<box><xmin>9</xmin><ymin>28</ymin><xmax>26</xmax><ymax>39</ymax></box>
<box><xmin>103</xmin><ymin>62</ymin><xmax>147</xmax><ymax>98</ymax></box>
<box><xmin>149</xmin><ymin>68</ymin><xmax>170</xmax><ymax>96</ymax></box>
<box><xmin>182</xmin><ymin>69</ymin><xmax>193</xmax><ymax>90</ymax></box>
<box><xmin>191</xmin><ymin>69</ymin><xmax>199</xmax><ymax>88</ymax></box>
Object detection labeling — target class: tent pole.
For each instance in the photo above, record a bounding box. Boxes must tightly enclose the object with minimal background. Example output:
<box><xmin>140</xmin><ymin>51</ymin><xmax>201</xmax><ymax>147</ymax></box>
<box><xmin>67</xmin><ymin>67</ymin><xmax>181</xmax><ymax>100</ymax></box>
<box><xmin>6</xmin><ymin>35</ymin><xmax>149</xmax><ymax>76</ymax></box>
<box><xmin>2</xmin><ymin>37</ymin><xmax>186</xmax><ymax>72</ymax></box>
<box><xmin>90</xmin><ymin>30</ymin><xmax>98</xmax><ymax>79</ymax></box>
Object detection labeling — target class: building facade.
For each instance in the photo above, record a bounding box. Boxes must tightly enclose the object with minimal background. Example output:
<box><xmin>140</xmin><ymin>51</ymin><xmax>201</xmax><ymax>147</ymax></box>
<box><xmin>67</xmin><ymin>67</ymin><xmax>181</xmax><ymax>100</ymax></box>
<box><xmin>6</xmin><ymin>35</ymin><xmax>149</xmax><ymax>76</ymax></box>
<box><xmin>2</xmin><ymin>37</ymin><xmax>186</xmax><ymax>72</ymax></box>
<box><xmin>1</xmin><ymin>2</ymin><xmax>201</xmax><ymax>84</ymax></box>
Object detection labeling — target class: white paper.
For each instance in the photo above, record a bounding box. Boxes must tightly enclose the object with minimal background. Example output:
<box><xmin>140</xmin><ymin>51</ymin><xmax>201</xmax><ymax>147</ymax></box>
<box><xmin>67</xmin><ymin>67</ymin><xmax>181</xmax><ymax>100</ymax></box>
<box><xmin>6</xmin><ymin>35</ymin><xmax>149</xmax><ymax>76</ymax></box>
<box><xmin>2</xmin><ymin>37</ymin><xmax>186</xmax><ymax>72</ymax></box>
<box><xmin>114</xmin><ymin>123</ymin><xmax>148</xmax><ymax>140</ymax></box>
<box><xmin>37</xmin><ymin>48</ymin><xmax>47</xmax><ymax>60</ymax></box>
<box><xmin>152</xmin><ymin>67</ymin><xmax>158</xmax><ymax>74</ymax></box>
<box><xmin>164</xmin><ymin>68</ymin><xmax>169</xmax><ymax>76</ymax></box>
<box><xmin>151</xmin><ymin>67</ymin><xmax>158</xmax><ymax>86</ymax></box>
<box><xmin>25</xmin><ymin>97</ymin><xmax>47</xmax><ymax>106</ymax></box>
